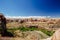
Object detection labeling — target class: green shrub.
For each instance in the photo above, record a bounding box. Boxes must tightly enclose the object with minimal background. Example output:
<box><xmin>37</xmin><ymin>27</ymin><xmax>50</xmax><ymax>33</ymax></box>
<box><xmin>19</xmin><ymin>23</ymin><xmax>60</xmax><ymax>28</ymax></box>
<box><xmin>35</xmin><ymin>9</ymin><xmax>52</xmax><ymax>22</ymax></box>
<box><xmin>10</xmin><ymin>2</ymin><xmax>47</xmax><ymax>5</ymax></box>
<box><xmin>19</xmin><ymin>27</ymin><xmax>29</xmax><ymax>31</ymax></box>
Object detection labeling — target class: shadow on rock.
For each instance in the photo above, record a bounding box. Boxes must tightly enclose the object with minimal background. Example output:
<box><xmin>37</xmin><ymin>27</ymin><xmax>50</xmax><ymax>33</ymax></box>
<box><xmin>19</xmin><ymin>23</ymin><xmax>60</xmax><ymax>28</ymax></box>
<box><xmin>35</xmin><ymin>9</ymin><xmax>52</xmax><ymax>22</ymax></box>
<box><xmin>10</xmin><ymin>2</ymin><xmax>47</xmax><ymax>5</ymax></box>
<box><xmin>1</xmin><ymin>31</ymin><xmax>14</xmax><ymax>37</ymax></box>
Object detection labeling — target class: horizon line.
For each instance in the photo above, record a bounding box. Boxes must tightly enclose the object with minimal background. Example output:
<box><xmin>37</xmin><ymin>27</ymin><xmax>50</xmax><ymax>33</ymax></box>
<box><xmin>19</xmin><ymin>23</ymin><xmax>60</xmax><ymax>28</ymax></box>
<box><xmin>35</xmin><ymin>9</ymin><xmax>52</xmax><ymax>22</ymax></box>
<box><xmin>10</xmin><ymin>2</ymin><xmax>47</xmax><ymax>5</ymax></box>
<box><xmin>5</xmin><ymin>16</ymin><xmax>60</xmax><ymax>19</ymax></box>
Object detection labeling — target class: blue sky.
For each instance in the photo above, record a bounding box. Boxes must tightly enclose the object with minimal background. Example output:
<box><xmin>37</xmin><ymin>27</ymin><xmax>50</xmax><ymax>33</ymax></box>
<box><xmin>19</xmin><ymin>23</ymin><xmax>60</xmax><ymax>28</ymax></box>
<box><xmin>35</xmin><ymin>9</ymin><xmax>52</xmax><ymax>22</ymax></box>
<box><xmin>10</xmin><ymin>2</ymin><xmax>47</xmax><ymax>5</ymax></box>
<box><xmin>0</xmin><ymin>0</ymin><xmax>60</xmax><ymax>16</ymax></box>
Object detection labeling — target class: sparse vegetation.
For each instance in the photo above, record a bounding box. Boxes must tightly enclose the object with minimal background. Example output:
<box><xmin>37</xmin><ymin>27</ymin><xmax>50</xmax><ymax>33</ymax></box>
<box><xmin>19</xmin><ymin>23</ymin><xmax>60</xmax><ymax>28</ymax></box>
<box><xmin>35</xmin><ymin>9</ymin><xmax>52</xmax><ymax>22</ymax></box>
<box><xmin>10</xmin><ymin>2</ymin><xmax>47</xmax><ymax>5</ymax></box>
<box><xmin>39</xmin><ymin>29</ymin><xmax>55</xmax><ymax>36</ymax></box>
<box><xmin>7</xmin><ymin>26</ymin><xmax>55</xmax><ymax>36</ymax></box>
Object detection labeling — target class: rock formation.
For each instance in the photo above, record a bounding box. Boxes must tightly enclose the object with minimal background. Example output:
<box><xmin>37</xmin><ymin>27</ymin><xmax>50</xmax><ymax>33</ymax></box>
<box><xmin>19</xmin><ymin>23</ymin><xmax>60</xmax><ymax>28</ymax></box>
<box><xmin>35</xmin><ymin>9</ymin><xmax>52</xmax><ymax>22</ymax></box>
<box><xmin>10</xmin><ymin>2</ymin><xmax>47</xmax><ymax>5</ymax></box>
<box><xmin>51</xmin><ymin>29</ymin><xmax>60</xmax><ymax>40</ymax></box>
<box><xmin>0</xmin><ymin>13</ymin><xmax>7</xmax><ymax>36</ymax></box>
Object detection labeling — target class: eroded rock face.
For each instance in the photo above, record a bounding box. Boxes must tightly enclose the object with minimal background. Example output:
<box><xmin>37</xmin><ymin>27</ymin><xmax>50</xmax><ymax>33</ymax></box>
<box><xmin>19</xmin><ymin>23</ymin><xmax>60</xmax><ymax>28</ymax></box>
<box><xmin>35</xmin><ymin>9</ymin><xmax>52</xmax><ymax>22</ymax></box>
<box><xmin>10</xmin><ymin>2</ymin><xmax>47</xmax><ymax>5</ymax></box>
<box><xmin>51</xmin><ymin>29</ymin><xmax>60</xmax><ymax>40</ymax></box>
